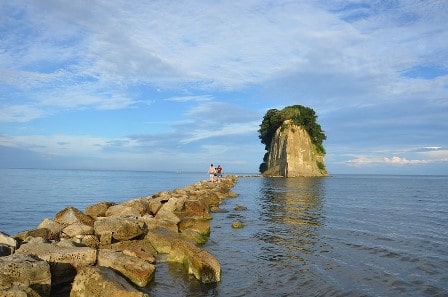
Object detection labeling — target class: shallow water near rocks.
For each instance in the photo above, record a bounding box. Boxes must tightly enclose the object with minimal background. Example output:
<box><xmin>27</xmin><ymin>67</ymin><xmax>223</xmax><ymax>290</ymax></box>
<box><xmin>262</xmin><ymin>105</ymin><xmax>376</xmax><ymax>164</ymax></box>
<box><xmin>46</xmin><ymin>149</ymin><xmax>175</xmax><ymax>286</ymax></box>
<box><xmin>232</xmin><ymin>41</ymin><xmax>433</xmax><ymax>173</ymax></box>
<box><xmin>1</xmin><ymin>169</ymin><xmax>447</xmax><ymax>296</ymax></box>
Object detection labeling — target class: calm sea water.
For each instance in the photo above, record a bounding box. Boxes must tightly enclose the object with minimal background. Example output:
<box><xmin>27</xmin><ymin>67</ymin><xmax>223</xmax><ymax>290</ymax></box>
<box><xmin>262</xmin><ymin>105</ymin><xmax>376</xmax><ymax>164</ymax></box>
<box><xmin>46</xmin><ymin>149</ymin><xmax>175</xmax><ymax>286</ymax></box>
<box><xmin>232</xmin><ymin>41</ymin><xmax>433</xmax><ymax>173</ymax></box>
<box><xmin>1</xmin><ymin>169</ymin><xmax>447</xmax><ymax>296</ymax></box>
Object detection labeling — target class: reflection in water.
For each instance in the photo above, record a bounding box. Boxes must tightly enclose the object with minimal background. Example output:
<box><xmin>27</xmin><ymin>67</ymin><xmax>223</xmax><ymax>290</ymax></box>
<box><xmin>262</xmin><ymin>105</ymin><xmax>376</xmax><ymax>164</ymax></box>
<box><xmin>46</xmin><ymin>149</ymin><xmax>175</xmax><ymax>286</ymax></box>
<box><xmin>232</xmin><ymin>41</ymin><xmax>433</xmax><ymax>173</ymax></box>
<box><xmin>257</xmin><ymin>177</ymin><xmax>326</xmax><ymax>263</ymax></box>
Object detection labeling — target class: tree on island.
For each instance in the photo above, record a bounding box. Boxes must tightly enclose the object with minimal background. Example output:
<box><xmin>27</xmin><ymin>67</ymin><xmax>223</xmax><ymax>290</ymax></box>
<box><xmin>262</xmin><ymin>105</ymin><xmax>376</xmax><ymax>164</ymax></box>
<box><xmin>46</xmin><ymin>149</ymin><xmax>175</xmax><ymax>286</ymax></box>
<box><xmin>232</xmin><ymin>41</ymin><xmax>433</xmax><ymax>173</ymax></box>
<box><xmin>258</xmin><ymin>105</ymin><xmax>327</xmax><ymax>174</ymax></box>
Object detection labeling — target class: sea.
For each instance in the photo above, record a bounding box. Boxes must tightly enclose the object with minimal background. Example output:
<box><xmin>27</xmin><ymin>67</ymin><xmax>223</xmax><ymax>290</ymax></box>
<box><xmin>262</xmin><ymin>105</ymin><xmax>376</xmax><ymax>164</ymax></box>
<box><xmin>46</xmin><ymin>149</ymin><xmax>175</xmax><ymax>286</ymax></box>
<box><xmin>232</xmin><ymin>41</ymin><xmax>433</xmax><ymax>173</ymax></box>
<box><xmin>1</xmin><ymin>168</ymin><xmax>447</xmax><ymax>297</ymax></box>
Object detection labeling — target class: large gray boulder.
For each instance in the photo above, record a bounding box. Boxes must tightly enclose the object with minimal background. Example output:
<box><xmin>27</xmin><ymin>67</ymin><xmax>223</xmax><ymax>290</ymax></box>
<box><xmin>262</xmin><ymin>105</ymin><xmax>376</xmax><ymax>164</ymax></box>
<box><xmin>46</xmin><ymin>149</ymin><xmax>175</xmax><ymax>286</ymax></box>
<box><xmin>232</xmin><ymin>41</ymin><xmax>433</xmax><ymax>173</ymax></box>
<box><xmin>0</xmin><ymin>254</ymin><xmax>51</xmax><ymax>297</ymax></box>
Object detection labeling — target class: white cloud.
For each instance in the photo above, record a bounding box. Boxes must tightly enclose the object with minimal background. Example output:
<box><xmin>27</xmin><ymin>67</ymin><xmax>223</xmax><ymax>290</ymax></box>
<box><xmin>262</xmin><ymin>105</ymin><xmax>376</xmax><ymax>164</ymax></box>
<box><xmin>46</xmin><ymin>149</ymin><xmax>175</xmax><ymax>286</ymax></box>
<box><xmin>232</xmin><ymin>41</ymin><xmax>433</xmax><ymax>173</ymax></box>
<box><xmin>0</xmin><ymin>104</ymin><xmax>45</xmax><ymax>123</ymax></box>
<box><xmin>180</xmin><ymin>121</ymin><xmax>259</xmax><ymax>144</ymax></box>
<box><xmin>347</xmin><ymin>155</ymin><xmax>428</xmax><ymax>166</ymax></box>
<box><xmin>164</xmin><ymin>95</ymin><xmax>214</xmax><ymax>102</ymax></box>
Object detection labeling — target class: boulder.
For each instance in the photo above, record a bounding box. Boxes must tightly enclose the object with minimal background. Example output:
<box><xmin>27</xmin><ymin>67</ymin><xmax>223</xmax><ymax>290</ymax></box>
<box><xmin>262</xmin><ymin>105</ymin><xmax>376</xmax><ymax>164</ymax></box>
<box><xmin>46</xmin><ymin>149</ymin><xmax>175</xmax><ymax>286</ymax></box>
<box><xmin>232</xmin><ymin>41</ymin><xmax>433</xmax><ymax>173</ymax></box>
<box><xmin>146</xmin><ymin>227</ymin><xmax>221</xmax><ymax>283</ymax></box>
<box><xmin>62</xmin><ymin>222</ymin><xmax>94</xmax><ymax>238</ymax></box>
<box><xmin>0</xmin><ymin>254</ymin><xmax>51</xmax><ymax>297</ymax></box>
<box><xmin>119</xmin><ymin>199</ymin><xmax>149</xmax><ymax>215</ymax></box>
<box><xmin>14</xmin><ymin>228</ymin><xmax>51</xmax><ymax>242</ymax></box>
<box><xmin>15</xmin><ymin>241</ymin><xmax>97</xmax><ymax>288</ymax></box>
<box><xmin>178</xmin><ymin>217</ymin><xmax>211</xmax><ymax>236</ymax></box>
<box><xmin>97</xmin><ymin>249</ymin><xmax>155</xmax><ymax>287</ymax></box>
<box><xmin>104</xmin><ymin>239</ymin><xmax>156</xmax><ymax>263</ymax></box>
<box><xmin>70</xmin><ymin>266</ymin><xmax>148</xmax><ymax>297</ymax></box>
<box><xmin>54</xmin><ymin>206</ymin><xmax>94</xmax><ymax>227</ymax></box>
<box><xmin>0</xmin><ymin>232</ymin><xmax>17</xmax><ymax>256</ymax></box>
<box><xmin>85</xmin><ymin>201</ymin><xmax>116</xmax><ymax>218</ymax></box>
<box><xmin>37</xmin><ymin>218</ymin><xmax>63</xmax><ymax>240</ymax></box>
<box><xmin>179</xmin><ymin>199</ymin><xmax>210</xmax><ymax>219</ymax></box>
<box><xmin>94</xmin><ymin>217</ymin><xmax>147</xmax><ymax>241</ymax></box>
<box><xmin>80</xmin><ymin>234</ymin><xmax>100</xmax><ymax>249</ymax></box>
<box><xmin>105</xmin><ymin>205</ymin><xmax>142</xmax><ymax>217</ymax></box>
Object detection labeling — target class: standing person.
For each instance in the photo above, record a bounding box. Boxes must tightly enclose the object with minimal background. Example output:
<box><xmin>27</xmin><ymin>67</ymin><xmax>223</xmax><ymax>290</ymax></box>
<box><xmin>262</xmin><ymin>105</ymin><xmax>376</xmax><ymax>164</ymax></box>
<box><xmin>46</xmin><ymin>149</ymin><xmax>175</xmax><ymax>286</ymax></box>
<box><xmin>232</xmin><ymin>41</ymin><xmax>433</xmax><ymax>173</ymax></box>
<box><xmin>216</xmin><ymin>165</ymin><xmax>223</xmax><ymax>180</ymax></box>
<box><xmin>208</xmin><ymin>164</ymin><xmax>216</xmax><ymax>182</ymax></box>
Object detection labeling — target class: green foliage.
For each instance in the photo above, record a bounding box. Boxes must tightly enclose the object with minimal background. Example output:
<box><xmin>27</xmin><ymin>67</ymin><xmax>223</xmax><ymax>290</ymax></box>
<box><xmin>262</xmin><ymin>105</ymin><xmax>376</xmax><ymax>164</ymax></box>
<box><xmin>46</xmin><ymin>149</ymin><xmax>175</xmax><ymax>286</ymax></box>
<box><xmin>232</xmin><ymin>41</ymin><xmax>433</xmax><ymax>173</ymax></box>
<box><xmin>258</xmin><ymin>104</ymin><xmax>327</xmax><ymax>155</ymax></box>
<box><xmin>316</xmin><ymin>161</ymin><xmax>326</xmax><ymax>171</ymax></box>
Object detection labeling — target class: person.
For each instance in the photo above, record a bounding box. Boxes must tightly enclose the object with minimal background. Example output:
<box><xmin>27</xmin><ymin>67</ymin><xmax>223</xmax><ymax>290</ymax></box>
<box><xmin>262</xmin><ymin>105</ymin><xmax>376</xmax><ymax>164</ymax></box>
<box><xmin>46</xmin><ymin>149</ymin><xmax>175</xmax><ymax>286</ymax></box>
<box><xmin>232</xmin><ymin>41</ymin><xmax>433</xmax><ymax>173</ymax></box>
<box><xmin>216</xmin><ymin>165</ymin><xmax>223</xmax><ymax>180</ymax></box>
<box><xmin>208</xmin><ymin>164</ymin><xmax>216</xmax><ymax>182</ymax></box>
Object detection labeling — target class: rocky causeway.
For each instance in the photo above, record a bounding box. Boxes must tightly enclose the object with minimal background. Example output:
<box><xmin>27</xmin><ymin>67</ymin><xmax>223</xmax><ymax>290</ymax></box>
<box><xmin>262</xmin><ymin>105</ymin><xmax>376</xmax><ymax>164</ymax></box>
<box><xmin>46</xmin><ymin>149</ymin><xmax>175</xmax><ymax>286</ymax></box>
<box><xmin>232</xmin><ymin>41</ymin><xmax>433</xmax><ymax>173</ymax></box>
<box><xmin>0</xmin><ymin>175</ymin><xmax>238</xmax><ymax>297</ymax></box>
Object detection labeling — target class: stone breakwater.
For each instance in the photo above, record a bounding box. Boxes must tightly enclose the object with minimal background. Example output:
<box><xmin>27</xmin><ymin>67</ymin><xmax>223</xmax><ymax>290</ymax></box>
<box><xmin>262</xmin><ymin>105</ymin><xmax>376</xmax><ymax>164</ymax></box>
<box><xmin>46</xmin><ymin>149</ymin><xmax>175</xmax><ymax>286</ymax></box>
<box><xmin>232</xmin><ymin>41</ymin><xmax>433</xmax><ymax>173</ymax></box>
<box><xmin>0</xmin><ymin>175</ymin><xmax>238</xmax><ymax>297</ymax></box>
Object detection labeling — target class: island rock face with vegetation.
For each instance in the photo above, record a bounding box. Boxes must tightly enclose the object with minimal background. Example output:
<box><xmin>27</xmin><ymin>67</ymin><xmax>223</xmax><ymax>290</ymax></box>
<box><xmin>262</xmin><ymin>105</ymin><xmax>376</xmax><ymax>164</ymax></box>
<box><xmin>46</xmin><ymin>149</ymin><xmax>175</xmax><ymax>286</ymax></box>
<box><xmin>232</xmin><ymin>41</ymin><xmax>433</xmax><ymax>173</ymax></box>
<box><xmin>258</xmin><ymin>105</ymin><xmax>328</xmax><ymax>177</ymax></box>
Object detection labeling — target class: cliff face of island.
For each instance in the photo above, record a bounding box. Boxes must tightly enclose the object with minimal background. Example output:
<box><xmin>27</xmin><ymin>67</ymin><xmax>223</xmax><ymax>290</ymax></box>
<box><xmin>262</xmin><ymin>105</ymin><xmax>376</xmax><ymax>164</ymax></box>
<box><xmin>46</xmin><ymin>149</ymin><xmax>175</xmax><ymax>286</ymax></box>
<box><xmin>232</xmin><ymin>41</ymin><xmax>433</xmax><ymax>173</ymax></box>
<box><xmin>258</xmin><ymin>105</ymin><xmax>328</xmax><ymax>177</ymax></box>
<box><xmin>262</xmin><ymin>120</ymin><xmax>327</xmax><ymax>177</ymax></box>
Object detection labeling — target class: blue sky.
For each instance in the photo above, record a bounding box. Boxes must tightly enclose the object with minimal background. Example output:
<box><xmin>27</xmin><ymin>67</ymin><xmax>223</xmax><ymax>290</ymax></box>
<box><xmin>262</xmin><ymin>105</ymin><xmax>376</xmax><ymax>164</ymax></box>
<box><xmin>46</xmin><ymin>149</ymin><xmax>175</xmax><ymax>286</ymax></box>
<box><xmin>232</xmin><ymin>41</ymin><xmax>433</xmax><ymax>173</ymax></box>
<box><xmin>1</xmin><ymin>0</ymin><xmax>447</xmax><ymax>175</ymax></box>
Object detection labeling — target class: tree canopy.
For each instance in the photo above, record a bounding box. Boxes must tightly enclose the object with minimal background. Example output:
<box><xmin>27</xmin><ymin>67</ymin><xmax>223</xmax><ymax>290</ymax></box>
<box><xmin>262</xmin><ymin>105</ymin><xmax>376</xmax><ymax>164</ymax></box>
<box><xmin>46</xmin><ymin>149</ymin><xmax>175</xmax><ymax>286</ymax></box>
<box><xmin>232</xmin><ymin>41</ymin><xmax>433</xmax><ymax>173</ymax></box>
<box><xmin>258</xmin><ymin>105</ymin><xmax>326</xmax><ymax>154</ymax></box>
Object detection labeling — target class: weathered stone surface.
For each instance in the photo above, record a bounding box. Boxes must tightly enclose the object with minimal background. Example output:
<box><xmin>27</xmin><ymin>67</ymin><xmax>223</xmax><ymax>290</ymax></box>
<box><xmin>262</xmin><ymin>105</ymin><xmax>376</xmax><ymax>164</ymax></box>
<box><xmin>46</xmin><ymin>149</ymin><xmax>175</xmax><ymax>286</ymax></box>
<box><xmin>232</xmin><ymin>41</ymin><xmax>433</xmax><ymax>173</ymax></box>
<box><xmin>0</xmin><ymin>254</ymin><xmax>51</xmax><ymax>297</ymax></box>
<box><xmin>37</xmin><ymin>218</ymin><xmax>63</xmax><ymax>240</ymax></box>
<box><xmin>154</xmin><ymin>208</ymin><xmax>181</xmax><ymax>226</ymax></box>
<box><xmin>179</xmin><ymin>199</ymin><xmax>210</xmax><ymax>219</ymax></box>
<box><xmin>147</xmin><ymin>199</ymin><xmax>162</xmax><ymax>215</ymax></box>
<box><xmin>97</xmin><ymin>249</ymin><xmax>155</xmax><ymax>287</ymax></box>
<box><xmin>94</xmin><ymin>217</ymin><xmax>147</xmax><ymax>241</ymax></box>
<box><xmin>119</xmin><ymin>199</ymin><xmax>149</xmax><ymax>215</ymax></box>
<box><xmin>54</xmin><ymin>206</ymin><xmax>95</xmax><ymax>227</ymax></box>
<box><xmin>62</xmin><ymin>222</ymin><xmax>94</xmax><ymax>238</ymax></box>
<box><xmin>0</xmin><ymin>285</ymin><xmax>41</xmax><ymax>297</ymax></box>
<box><xmin>80</xmin><ymin>234</ymin><xmax>100</xmax><ymax>249</ymax></box>
<box><xmin>146</xmin><ymin>227</ymin><xmax>221</xmax><ymax>283</ymax></box>
<box><xmin>104</xmin><ymin>240</ymin><xmax>156</xmax><ymax>263</ymax></box>
<box><xmin>263</xmin><ymin>120</ymin><xmax>327</xmax><ymax>177</ymax></box>
<box><xmin>0</xmin><ymin>231</ymin><xmax>17</xmax><ymax>256</ymax></box>
<box><xmin>14</xmin><ymin>228</ymin><xmax>51</xmax><ymax>242</ymax></box>
<box><xmin>70</xmin><ymin>266</ymin><xmax>147</xmax><ymax>297</ymax></box>
<box><xmin>15</xmin><ymin>241</ymin><xmax>97</xmax><ymax>288</ymax></box>
<box><xmin>178</xmin><ymin>217</ymin><xmax>211</xmax><ymax>236</ymax></box>
<box><xmin>141</xmin><ymin>216</ymin><xmax>179</xmax><ymax>233</ymax></box>
<box><xmin>105</xmin><ymin>204</ymin><xmax>142</xmax><ymax>217</ymax></box>
<box><xmin>85</xmin><ymin>201</ymin><xmax>116</xmax><ymax>218</ymax></box>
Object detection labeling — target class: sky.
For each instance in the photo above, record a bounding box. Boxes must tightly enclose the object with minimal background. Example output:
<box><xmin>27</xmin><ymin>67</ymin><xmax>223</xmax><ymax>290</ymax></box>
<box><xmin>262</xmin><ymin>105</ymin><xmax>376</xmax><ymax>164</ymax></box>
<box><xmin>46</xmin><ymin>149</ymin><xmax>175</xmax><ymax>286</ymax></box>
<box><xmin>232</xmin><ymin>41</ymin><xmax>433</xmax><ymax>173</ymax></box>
<box><xmin>0</xmin><ymin>0</ymin><xmax>447</xmax><ymax>175</ymax></box>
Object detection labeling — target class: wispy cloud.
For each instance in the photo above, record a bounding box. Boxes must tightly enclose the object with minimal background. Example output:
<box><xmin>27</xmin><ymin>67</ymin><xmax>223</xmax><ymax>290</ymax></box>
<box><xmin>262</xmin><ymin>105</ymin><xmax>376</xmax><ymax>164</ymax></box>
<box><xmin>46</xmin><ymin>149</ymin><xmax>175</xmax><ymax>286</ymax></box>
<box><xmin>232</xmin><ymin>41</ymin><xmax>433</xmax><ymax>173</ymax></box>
<box><xmin>164</xmin><ymin>95</ymin><xmax>214</xmax><ymax>102</ymax></box>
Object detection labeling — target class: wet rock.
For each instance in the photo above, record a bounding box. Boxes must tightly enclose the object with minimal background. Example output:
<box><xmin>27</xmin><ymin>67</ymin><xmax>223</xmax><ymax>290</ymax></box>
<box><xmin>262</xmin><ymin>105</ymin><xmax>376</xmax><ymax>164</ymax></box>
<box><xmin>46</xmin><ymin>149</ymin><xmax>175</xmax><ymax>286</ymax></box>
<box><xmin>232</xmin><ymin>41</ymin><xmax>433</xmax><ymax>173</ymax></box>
<box><xmin>234</xmin><ymin>204</ymin><xmax>248</xmax><ymax>211</ymax></box>
<box><xmin>70</xmin><ymin>266</ymin><xmax>148</xmax><ymax>297</ymax></box>
<box><xmin>103</xmin><ymin>239</ymin><xmax>156</xmax><ymax>263</ymax></box>
<box><xmin>178</xmin><ymin>217</ymin><xmax>211</xmax><ymax>236</ymax></box>
<box><xmin>231</xmin><ymin>221</ymin><xmax>244</xmax><ymax>229</ymax></box>
<box><xmin>146</xmin><ymin>227</ymin><xmax>221</xmax><ymax>283</ymax></box>
<box><xmin>0</xmin><ymin>254</ymin><xmax>51</xmax><ymax>297</ymax></box>
<box><xmin>97</xmin><ymin>249</ymin><xmax>155</xmax><ymax>287</ymax></box>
